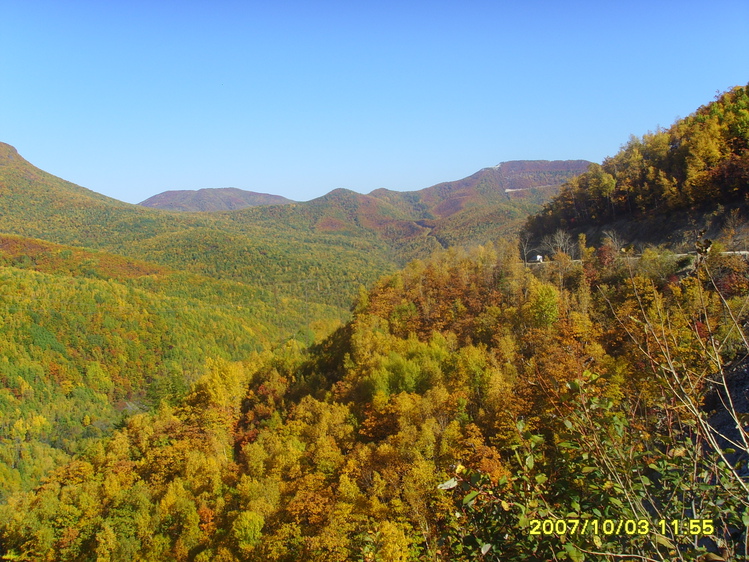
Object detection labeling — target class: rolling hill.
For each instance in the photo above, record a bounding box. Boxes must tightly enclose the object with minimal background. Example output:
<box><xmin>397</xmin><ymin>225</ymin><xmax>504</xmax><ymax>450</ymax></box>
<box><xmin>224</xmin><ymin>159</ymin><xmax>590</xmax><ymax>259</ymax></box>
<box><xmin>0</xmin><ymin>143</ymin><xmax>395</xmax><ymax>309</ymax></box>
<box><xmin>139</xmin><ymin>187</ymin><xmax>294</xmax><ymax>212</ymax></box>
<box><xmin>369</xmin><ymin>159</ymin><xmax>591</xmax><ymax>218</ymax></box>
<box><xmin>0</xmin><ymin>143</ymin><xmax>587</xmax><ymax>307</ymax></box>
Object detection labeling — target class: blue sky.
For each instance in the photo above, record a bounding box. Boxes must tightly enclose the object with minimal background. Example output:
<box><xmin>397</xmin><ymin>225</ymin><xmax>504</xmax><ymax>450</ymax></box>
<box><xmin>2</xmin><ymin>1</ymin><xmax>747</xmax><ymax>204</ymax></box>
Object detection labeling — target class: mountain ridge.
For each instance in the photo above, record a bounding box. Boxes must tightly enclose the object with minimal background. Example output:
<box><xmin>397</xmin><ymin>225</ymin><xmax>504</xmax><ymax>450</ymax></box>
<box><xmin>136</xmin><ymin>159</ymin><xmax>591</xmax><ymax>214</ymax></box>
<box><xmin>0</xmin><ymin>142</ymin><xmax>589</xmax><ymax>309</ymax></box>
<box><xmin>0</xmin><ymin>142</ymin><xmax>130</xmax><ymax>207</ymax></box>
<box><xmin>139</xmin><ymin>187</ymin><xmax>294</xmax><ymax>212</ymax></box>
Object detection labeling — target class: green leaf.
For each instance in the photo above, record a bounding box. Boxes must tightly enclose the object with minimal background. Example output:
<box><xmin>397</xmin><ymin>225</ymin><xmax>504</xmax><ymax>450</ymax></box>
<box><xmin>564</xmin><ymin>543</ymin><xmax>585</xmax><ymax>562</ymax></box>
<box><xmin>535</xmin><ymin>473</ymin><xmax>548</xmax><ymax>485</ymax></box>
<box><xmin>530</xmin><ymin>434</ymin><xmax>545</xmax><ymax>446</ymax></box>
<box><xmin>525</xmin><ymin>454</ymin><xmax>534</xmax><ymax>470</ymax></box>
<box><xmin>655</xmin><ymin>535</ymin><xmax>675</xmax><ymax>549</ymax></box>
<box><xmin>584</xmin><ymin>370</ymin><xmax>599</xmax><ymax>381</ymax></box>
<box><xmin>462</xmin><ymin>490</ymin><xmax>479</xmax><ymax>505</ymax></box>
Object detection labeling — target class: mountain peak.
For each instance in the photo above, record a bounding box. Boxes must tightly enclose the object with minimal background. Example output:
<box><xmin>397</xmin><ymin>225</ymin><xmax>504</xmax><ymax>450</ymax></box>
<box><xmin>139</xmin><ymin>187</ymin><xmax>294</xmax><ymax>212</ymax></box>
<box><xmin>0</xmin><ymin>142</ymin><xmax>22</xmax><ymax>165</ymax></box>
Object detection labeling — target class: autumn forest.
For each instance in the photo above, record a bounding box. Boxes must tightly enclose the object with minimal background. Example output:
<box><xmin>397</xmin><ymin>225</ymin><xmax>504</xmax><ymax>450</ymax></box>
<box><xmin>1</xmin><ymin>85</ymin><xmax>749</xmax><ymax>561</ymax></box>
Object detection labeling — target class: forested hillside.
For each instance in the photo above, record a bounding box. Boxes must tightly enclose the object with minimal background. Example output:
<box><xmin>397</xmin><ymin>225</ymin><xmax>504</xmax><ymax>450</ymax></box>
<box><xmin>0</xmin><ymin>144</ymin><xmax>582</xmax><ymax>523</ymax></box>
<box><xmin>3</xmin><ymin>236</ymin><xmax>748</xmax><ymax>560</ymax></box>
<box><xmin>527</xmin><ymin>84</ymin><xmax>749</xmax><ymax>247</ymax></box>
<box><xmin>0</xmin><ymin>233</ymin><xmax>343</xmax><ymax>502</ymax></box>
<box><xmin>0</xmin><ymin>145</ymin><xmax>394</xmax><ymax>310</ymax></box>
<box><xmin>367</xmin><ymin>160</ymin><xmax>591</xmax><ymax>219</ymax></box>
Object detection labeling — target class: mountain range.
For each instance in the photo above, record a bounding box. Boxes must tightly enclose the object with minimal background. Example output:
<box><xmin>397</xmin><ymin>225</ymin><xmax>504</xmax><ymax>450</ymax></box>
<box><xmin>136</xmin><ymin>159</ymin><xmax>590</xmax><ymax>214</ymax></box>
<box><xmin>0</xmin><ymin>143</ymin><xmax>589</xmax><ymax>310</ymax></box>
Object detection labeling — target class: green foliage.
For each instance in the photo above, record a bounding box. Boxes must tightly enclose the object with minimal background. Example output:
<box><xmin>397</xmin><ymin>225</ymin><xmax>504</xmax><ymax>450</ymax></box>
<box><xmin>527</xmin><ymin>279</ymin><xmax>560</xmax><ymax>328</ymax></box>
<box><xmin>440</xmin><ymin>372</ymin><xmax>747</xmax><ymax>560</ymax></box>
<box><xmin>233</xmin><ymin>511</ymin><xmax>265</xmax><ymax>551</ymax></box>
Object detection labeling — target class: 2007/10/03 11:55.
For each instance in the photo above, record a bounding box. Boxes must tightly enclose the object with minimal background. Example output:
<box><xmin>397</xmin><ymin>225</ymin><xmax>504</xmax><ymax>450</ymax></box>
<box><xmin>529</xmin><ymin>518</ymin><xmax>714</xmax><ymax>536</ymax></box>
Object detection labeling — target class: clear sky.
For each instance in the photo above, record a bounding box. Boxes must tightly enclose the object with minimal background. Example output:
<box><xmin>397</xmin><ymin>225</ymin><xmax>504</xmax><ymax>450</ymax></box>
<box><xmin>2</xmin><ymin>1</ymin><xmax>747</xmax><ymax>204</ymax></box>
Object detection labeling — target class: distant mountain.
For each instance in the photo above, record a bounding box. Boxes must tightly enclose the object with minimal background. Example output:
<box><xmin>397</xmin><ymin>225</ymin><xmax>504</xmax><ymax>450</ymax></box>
<box><xmin>0</xmin><ymin>142</ymin><xmax>589</xmax><ymax>308</ymax></box>
<box><xmin>230</xmin><ymin>159</ymin><xmax>590</xmax><ymax>253</ymax></box>
<box><xmin>139</xmin><ymin>187</ymin><xmax>294</xmax><ymax>212</ymax></box>
<box><xmin>369</xmin><ymin>160</ymin><xmax>591</xmax><ymax>219</ymax></box>
<box><xmin>0</xmin><ymin>142</ymin><xmax>394</xmax><ymax>311</ymax></box>
<box><xmin>137</xmin><ymin>160</ymin><xmax>588</xmax><ymax>218</ymax></box>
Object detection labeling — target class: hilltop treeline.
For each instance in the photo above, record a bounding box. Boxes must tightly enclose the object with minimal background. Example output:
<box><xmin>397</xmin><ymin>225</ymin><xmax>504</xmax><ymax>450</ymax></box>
<box><xmin>527</xmin><ymin>85</ymin><xmax>749</xmax><ymax>236</ymax></box>
<box><xmin>3</xmin><ymin>239</ymin><xmax>748</xmax><ymax>560</ymax></box>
